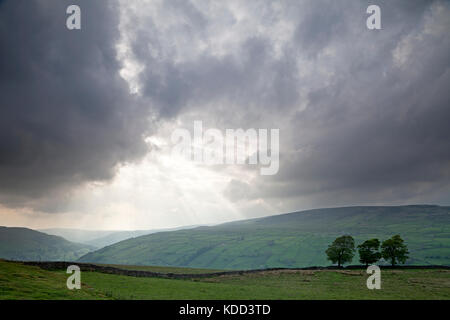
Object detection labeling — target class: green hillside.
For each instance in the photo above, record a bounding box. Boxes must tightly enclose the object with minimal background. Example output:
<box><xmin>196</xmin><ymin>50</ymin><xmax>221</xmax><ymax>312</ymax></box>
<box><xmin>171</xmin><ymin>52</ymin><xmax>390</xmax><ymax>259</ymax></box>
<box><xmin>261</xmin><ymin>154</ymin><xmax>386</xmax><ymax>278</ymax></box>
<box><xmin>39</xmin><ymin>228</ymin><xmax>117</xmax><ymax>246</ymax></box>
<box><xmin>0</xmin><ymin>227</ymin><xmax>94</xmax><ymax>261</ymax></box>
<box><xmin>83</xmin><ymin>230</ymin><xmax>158</xmax><ymax>248</ymax></box>
<box><xmin>83</xmin><ymin>226</ymin><xmax>202</xmax><ymax>248</ymax></box>
<box><xmin>41</xmin><ymin>226</ymin><xmax>202</xmax><ymax>248</ymax></box>
<box><xmin>40</xmin><ymin>228</ymin><xmax>157</xmax><ymax>248</ymax></box>
<box><xmin>78</xmin><ymin>205</ymin><xmax>450</xmax><ymax>269</ymax></box>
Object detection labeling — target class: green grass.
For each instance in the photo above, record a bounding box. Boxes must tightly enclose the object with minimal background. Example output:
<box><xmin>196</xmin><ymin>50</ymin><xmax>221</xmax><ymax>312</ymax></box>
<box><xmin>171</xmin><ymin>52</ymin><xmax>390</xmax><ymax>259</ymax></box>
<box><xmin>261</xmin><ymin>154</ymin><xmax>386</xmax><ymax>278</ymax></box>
<box><xmin>0</xmin><ymin>260</ymin><xmax>108</xmax><ymax>299</ymax></box>
<box><xmin>1</xmin><ymin>260</ymin><xmax>449</xmax><ymax>300</ymax></box>
<box><xmin>97</xmin><ymin>263</ymin><xmax>225</xmax><ymax>274</ymax></box>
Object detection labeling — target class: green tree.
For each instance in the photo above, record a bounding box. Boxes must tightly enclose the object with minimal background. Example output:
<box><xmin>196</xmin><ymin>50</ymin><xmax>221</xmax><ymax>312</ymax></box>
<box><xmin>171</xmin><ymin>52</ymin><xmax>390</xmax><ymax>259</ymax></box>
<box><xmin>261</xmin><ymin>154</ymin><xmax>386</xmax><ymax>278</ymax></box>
<box><xmin>325</xmin><ymin>235</ymin><xmax>355</xmax><ymax>267</ymax></box>
<box><xmin>381</xmin><ymin>235</ymin><xmax>409</xmax><ymax>266</ymax></box>
<box><xmin>357</xmin><ymin>238</ymin><xmax>381</xmax><ymax>266</ymax></box>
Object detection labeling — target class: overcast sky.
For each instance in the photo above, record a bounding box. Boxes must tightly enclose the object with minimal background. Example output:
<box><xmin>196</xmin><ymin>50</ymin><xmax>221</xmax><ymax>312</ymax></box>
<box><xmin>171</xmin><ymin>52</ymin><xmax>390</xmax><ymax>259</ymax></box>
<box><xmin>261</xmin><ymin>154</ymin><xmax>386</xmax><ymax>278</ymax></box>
<box><xmin>0</xmin><ymin>0</ymin><xmax>449</xmax><ymax>230</ymax></box>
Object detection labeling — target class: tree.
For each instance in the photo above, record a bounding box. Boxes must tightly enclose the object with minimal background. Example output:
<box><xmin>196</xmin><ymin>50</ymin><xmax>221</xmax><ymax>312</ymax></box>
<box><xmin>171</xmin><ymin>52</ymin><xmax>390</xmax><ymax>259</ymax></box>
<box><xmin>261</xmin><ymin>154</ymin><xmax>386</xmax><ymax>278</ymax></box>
<box><xmin>357</xmin><ymin>238</ymin><xmax>381</xmax><ymax>266</ymax></box>
<box><xmin>325</xmin><ymin>235</ymin><xmax>355</xmax><ymax>267</ymax></box>
<box><xmin>381</xmin><ymin>235</ymin><xmax>409</xmax><ymax>266</ymax></box>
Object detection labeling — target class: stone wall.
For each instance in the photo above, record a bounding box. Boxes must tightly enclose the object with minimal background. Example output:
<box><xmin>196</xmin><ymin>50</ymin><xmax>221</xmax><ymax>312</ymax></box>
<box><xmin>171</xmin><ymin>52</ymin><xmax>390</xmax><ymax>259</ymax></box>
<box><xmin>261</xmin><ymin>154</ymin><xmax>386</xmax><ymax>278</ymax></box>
<box><xmin>18</xmin><ymin>260</ymin><xmax>450</xmax><ymax>280</ymax></box>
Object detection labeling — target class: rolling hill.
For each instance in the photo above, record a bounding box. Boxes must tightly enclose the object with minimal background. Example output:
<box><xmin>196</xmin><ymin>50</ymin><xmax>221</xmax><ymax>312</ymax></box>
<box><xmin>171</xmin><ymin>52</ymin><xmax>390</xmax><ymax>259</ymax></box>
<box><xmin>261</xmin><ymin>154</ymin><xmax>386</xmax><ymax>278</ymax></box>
<box><xmin>41</xmin><ymin>225</ymin><xmax>203</xmax><ymax>248</ymax></box>
<box><xmin>83</xmin><ymin>226</ymin><xmax>203</xmax><ymax>248</ymax></box>
<box><xmin>83</xmin><ymin>230</ymin><xmax>161</xmax><ymax>248</ymax></box>
<box><xmin>39</xmin><ymin>228</ymin><xmax>117</xmax><ymax>245</ymax></box>
<box><xmin>0</xmin><ymin>226</ymin><xmax>94</xmax><ymax>261</ymax></box>
<box><xmin>78</xmin><ymin>205</ymin><xmax>450</xmax><ymax>269</ymax></box>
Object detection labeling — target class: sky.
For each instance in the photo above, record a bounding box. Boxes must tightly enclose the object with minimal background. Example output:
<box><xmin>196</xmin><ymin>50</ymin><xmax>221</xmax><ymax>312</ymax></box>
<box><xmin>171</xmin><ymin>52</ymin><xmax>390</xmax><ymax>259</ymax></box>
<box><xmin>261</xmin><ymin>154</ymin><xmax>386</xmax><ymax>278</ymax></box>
<box><xmin>0</xmin><ymin>0</ymin><xmax>449</xmax><ymax>230</ymax></box>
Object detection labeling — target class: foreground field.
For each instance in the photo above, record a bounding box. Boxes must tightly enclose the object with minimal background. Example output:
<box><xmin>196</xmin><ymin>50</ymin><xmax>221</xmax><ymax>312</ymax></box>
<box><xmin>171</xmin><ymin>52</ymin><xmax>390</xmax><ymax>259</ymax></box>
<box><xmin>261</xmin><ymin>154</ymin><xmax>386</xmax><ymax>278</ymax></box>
<box><xmin>97</xmin><ymin>263</ymin><xmax>225</xmax><ymax>274</ymax></box>
<box><xmin>0</xmin><ymin>260</ymin><xmax>449</xmax><ymax>300</ymax></box>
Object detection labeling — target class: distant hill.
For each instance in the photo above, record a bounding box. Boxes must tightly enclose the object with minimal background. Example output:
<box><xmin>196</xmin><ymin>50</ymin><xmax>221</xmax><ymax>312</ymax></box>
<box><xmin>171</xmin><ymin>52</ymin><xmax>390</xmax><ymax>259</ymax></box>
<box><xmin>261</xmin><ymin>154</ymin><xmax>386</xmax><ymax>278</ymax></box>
<box><xmin>0</xmin><ymin>227</ymin><xmax>94</xmax><ymax>261</ymax></box>
<box><xmin>82</xmin><ymin>230</ymin><xmax>158</xmax><ymax>248</ymax></box>
<box><xmin>78</xmin><ymin>205</ymin><xmax>450</xmax><ymax>269</ymax></box>
<box><xmin>41</xmin><ymin>225</ymin><xmax>204</xmax><ymax>248</ymax></box>
<box><xmin>39</xmin><ymin>228</ymin><xmax>117</xmax><ymax>245</ymax></box>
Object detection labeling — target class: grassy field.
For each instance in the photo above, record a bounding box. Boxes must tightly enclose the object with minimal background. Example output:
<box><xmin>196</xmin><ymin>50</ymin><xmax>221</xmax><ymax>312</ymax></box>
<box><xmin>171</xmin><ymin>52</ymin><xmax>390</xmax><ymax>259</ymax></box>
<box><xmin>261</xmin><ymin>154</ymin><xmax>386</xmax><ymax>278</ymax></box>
<box><xmin>97</xmin><ymin>263</ymin><xmax>224</xmax><ymax>274</ymax></box>
<box><xmin>1</xmin><ymin>260</ymin><xmax>449</xmax><ymax>300</ymax></box>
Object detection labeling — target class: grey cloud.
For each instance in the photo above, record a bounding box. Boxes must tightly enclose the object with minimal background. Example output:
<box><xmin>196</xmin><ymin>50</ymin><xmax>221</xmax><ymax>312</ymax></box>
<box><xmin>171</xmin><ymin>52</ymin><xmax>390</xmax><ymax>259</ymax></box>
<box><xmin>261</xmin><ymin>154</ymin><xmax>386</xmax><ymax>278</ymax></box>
<box><xmin>0</xmin><ymin>0</ymin><xmax>151</xmax><ymax>208</ymax></box>
<box><xmin>213</xmin><ymin>1</ymin><xmax>450</xmax><ymax>207</ymax></box>
<box><xmin>1</xmin><ymin>0</ymin><xmax>449</xmax><ymax>214</ymax></box>
<box><xmin>135</xmin><ymin>37</ymin><xmax>299</xmax><ymax>120</ymax></box>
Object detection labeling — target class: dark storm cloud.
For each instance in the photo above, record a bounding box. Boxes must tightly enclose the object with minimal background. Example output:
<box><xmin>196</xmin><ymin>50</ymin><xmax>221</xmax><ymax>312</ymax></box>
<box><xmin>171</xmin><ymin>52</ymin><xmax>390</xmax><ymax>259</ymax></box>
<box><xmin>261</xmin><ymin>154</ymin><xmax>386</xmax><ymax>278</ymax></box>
<box><xmin>1</xmin><ymin>0</ymin><xmax>449</xmax><ymax>214</ymax></box>
<box><xmin>135</xmin><ymin>36</ymin><xmax>299</xmax><ymax>119</ymax></box>
<box><xmin>0</xmin><ymin>0</ymin><xmax>150</xmax><ymax>208</ymax></box>
<box><xmin>271</xmin><ymin>0</ymin><xmax>450</xmax><ymax>205</ymax></box>
<box><xmin>154</xmin><ymin>0</ymin><xmax>449</xmax><ymax>207</ymax></box>
<box><xmin>95</xmin><ymin>0</ymin><xmax>450</xmax><ymax>208</ymax></box>
<box><xmin>121</xmin><ymin>0</ymin><xmax>302</xmax><ymax>122</ymax></box>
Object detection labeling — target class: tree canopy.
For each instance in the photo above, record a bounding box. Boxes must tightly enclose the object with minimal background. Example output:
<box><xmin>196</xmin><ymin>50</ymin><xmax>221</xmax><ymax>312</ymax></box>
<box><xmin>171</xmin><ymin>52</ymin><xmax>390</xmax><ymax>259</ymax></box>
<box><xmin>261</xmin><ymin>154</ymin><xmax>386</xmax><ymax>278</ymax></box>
<box><xmin>381</xmin><ymin>235</ymin><xmax>409</xmax><ymax>266</ymax></box>
<box><xmin>325</xmin><ymin>235</ymin><xmax>355</xmax><ymax>267</ymax></box>
<box><xmin>357</xmin><ymin>238</ymin><xmax>381</xmax><ymax>266</ymax></box>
